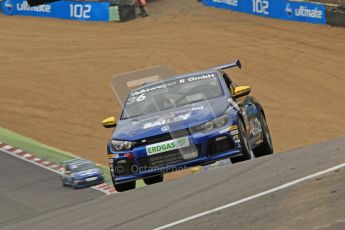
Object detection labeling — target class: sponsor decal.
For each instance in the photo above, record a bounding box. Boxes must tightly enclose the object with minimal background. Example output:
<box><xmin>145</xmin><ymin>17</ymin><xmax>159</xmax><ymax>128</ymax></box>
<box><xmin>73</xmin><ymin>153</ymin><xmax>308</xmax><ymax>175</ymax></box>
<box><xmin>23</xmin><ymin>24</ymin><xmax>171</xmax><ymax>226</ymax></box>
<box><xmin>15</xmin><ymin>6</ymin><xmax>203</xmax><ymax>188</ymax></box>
<box><xmin>131</xmin><ymin>73</ymin><xmax>217</xmax><ymax>97</ymax></box>
<box><xmin>294</xmin><ymin>6</ymin><xmax>323</xmax><ymax>19</ymax></box>
<box><xmin>219</xmin><ymin>128</ymin><xmax>228</xmax><ymax>134</ymax></box>
<box><xmin>229</xmin><ymin>125</ymin><xmax>238</xmax><ymax>131</ymax></box>
<box><xmin>126</xmin><ymin>93</ymin><xmax>147</xmax><ymax>104</ymax></box>
<box><xmin>285</xmin><ymin>2</ymin><xmax>323</xmax><ymax>19</ymax></box>
<box><xmin>181</xmin><ymin>73</ymin><xmax>217</xmax><ymax>84</ymax></box>
<box><xmin>161</xmin><ymin>125</ymin><xmax>169</xmax><ymax>132</ymax></box>
<box><xmin>249</xmin><ymin>118</ymin><xmax>262</xmax><ymax>136</ymax></box>
<box><xmin>230</xmin><ymin>129</ymin><xmax>239</xmax><ymax>135</ymax></box>
<box><xmin>215</xmin><ymin>136</ymin><xmax>228</xmax><ymax>142</ymax></box>
<box><xmin>143</xmin><ymin>113</ymin><xmax>191</xmax><ymax>129</ymax></box>
<box><xmin>141</xmin><ymin>106</ymin><xmax>203</xmax><ymax>130</ymax></box>
<box><xmin>16</xmin><ymin>0</ymin><xmax>51</xmax><ymax>13</ymax></box>
<box><xmin>235</xmin><ymin>138</ymin><xmax>241</xmax><ymax>148</ymax></box>
<box><xmin>146</xmin><ymin>137</ymin><xmax>190</xmax><ymax>156</ymax></box>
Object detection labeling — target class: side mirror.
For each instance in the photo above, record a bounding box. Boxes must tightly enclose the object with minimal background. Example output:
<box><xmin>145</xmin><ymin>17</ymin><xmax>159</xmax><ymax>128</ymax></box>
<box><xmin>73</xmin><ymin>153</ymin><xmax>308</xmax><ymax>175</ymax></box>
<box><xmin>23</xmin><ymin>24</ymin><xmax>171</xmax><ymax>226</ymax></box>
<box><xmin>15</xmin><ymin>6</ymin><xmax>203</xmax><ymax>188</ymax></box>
<box><xmin>65</xmin><ymin>170</ymin><xmax>71</xmax><ymax>174</ymax></box>
<box><xmin>102</xmin><ymin>116</ymin><xmax>117</xmax><ymax>128</ymax></box>
<box><xmin>234</xmin><ymin>86</ymin><xmax>251</xmax><ymax>99</ymax></box>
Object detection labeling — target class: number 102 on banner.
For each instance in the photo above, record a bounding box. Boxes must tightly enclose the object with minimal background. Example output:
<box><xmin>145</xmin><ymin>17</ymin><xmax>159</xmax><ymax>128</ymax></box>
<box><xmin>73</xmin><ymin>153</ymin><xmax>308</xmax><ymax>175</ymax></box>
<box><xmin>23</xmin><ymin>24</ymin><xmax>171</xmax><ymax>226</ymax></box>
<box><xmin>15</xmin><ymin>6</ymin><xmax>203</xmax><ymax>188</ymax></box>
<box><xmin>252</xmin><ymin>0</ymin><xmax>269</xmax><ymax>15</ymax></box>
<box><xmin>70</xmin><ymin>4</ymin><xmax>91</xmax><ymax>18</ymax></box>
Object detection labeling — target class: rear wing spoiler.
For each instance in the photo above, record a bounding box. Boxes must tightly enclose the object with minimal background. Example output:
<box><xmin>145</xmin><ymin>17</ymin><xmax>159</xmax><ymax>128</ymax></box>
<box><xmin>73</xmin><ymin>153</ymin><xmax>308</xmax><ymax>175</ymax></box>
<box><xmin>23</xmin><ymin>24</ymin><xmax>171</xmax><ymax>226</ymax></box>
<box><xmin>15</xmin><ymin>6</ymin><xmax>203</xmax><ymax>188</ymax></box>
<box><xmin>211</xmin><ymin>59</ymin><xmax>241</xmax><ymax>70</ymax></box>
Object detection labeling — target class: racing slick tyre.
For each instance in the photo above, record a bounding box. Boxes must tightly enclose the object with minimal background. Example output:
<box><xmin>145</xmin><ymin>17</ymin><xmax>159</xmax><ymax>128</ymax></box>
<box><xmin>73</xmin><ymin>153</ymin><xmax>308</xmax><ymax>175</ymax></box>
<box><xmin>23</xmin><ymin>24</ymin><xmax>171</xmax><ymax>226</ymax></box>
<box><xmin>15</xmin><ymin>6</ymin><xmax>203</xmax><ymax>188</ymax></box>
<box><xmin>143</xmin><ymin>175</ymin><xmax>164</xmax><ymax>185</ymax></box>
<box><xmin>232</xmin><ymin>118</ymin><xmax>252</xmax><ymax>162</ymax></box>
<box><xmin>114</xmin><ymin>181</ymin><xmax>136</xmax><ymax>192</ymax></box>
<box><xmin>253</xmin><ymin>112</ymin><xmax>273</xmax><ymax>157</ymax></box>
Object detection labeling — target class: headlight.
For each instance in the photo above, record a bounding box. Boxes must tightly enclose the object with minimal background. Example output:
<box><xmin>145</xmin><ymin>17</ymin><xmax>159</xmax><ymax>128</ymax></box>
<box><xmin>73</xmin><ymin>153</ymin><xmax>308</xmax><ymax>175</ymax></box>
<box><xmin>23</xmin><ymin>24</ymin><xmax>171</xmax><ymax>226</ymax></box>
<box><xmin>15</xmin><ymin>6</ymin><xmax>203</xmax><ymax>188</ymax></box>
<box><xmin>111</xmin><ymin>140</ymin><xmax>134</xmax><ymax>151</ymax></box>
<box><xmin>190</xmin><ymin>114</ymin><xmax>230</xmax><ymax>133</ymax></box>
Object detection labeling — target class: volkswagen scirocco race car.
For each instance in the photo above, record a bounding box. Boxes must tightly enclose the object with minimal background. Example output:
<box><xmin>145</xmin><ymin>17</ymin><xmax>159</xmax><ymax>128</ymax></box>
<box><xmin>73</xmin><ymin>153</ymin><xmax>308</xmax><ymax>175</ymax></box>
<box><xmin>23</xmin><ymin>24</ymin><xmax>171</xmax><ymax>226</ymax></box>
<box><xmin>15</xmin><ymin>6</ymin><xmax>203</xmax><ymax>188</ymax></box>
<box><xmin>102</xmin><ymin>60</ymin><xmax>273</xmax><ymax>192</ymax></box>
<box><xmin>62</xmin><ymin>159</ymin><xmax>104</xmax><ymax>189</ymax></box>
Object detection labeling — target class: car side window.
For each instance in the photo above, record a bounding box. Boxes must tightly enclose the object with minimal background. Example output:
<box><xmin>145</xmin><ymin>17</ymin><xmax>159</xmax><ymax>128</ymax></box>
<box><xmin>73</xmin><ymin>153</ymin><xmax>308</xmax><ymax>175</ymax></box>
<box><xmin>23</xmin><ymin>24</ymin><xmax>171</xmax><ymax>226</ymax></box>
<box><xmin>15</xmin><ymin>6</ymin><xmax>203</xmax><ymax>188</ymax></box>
<box><xmin>223</xmin><ymin>73</ymin><xmax>236</xmax><ymax>95</ymax></box>
<box><xmin>223</xmin><ymin>74</ymin><xmax>231</xmax><ymax>89</ymax></box>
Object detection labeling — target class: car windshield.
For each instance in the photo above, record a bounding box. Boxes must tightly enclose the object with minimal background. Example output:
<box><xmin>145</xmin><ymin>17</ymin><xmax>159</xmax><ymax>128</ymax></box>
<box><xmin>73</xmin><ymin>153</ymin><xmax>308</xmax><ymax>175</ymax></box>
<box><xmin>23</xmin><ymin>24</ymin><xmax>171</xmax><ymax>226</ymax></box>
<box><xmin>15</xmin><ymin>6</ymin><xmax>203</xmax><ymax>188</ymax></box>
<box><xmin>121</xmin><ymin>73</ymin><xmax>223</xmax><ymax>119</ymax></box>
<box><xmin>69</xmin><ymin>162</ymin><xmax>96</xmax><ymax>172</ymax></box>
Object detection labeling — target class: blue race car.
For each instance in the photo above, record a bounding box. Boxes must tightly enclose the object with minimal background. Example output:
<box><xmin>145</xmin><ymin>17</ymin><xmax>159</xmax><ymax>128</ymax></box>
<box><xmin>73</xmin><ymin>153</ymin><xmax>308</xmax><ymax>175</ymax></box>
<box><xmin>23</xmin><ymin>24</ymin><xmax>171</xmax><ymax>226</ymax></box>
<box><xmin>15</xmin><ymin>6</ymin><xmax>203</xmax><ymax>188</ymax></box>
<box><xmin>102</xmin><ymin>60</ymin><xmax>273</xmax><ymax>192</ymax></box>
<box><xmin>62</xmin><ymin>159</ymin><xmax>104</xmax><ymax>189</ymax></box>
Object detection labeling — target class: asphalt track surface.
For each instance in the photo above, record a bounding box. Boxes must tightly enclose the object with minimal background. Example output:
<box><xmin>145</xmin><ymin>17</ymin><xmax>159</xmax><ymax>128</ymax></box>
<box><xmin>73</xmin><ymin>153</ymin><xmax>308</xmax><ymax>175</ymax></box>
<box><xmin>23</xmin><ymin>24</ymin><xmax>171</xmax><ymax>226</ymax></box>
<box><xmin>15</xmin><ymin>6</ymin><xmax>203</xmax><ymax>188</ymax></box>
<box><xmin>0</xmin><ymin>151</ymin><xmax>103</xmax><ymax>228</ymax></box>
<box><xmin>1</xmin><ymin>137</ymin><xmax>345</xmax><ymax>230</ymax></box>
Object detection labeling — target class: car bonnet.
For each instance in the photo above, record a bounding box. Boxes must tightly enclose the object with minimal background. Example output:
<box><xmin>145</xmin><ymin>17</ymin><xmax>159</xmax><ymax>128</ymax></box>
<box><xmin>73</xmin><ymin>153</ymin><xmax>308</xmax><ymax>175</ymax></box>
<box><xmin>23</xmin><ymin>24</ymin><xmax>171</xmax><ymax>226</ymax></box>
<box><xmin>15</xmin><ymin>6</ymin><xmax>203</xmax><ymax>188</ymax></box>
<box><xmin>113</xmin><ymin>97</ymin><xmax>229</xmax><ymax>141</ymax></box>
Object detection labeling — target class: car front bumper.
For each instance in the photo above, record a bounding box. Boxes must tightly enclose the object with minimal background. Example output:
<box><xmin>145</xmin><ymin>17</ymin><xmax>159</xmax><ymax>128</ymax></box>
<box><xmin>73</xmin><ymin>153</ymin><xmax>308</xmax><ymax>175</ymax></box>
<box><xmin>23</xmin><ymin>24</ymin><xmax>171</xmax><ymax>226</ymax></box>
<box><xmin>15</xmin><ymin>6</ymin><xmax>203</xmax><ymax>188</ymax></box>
<box><xmin>73</xmin><ymin>176</ymin><xmax>105</xmax><ymax>188</ymax></box>
<box><xmin>109</xmin><ymin>125</ymin><xmax>242</xmax><ymax>184</ymax></box>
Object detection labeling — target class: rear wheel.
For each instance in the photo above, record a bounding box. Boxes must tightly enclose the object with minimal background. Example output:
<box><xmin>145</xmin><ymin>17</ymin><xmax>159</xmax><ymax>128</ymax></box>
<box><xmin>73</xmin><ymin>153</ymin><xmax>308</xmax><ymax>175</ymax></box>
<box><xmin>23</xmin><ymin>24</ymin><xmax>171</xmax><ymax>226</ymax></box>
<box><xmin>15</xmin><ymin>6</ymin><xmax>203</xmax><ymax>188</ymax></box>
<box><xmin>144</xmin><ymin>175</ymin><xmax>164</xmax><ymax>185</ymax></box>
<box><xmin>232</xmin><ymin>118</ymin><xmax>252</xmax><ymax>162</ymax></box>
<box><xmin>254</xmin><ymin>112</ymin><xmax>273</xmax><ymax>157</ymax></box>
<box><xmin>114</xmin><ymin>181</ymin><xmax>136</xmax><ymax>192</ymax></box>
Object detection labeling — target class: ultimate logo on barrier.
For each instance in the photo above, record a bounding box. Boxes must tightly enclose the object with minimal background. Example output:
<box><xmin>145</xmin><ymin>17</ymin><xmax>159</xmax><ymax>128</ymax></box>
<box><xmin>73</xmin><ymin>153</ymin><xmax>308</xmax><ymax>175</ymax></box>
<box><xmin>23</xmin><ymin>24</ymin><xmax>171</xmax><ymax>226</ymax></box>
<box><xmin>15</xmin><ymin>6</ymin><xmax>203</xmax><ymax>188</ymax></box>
<box><xmin>285</xmin><ymin>3</ymin><xmax>292</xmax><ymax>17</ymax></box>
<box><xmin>295</xmin><ymin>5</ymin><xmax>323</xmax><ymax>19</ymax></box>
<box><xmin>17</xmin><ymin>1</ymin><xmax>51</xmax><ymax>13</ymax></box>
<box><xmin>5</xmin><ymin>0</ymin><xmax>14</xmax><ymax>13</ymax></box>
<box><xmin>285</xmin><ymin>2</ymin><xmax>323</xmax><ymax>19</ymax></box>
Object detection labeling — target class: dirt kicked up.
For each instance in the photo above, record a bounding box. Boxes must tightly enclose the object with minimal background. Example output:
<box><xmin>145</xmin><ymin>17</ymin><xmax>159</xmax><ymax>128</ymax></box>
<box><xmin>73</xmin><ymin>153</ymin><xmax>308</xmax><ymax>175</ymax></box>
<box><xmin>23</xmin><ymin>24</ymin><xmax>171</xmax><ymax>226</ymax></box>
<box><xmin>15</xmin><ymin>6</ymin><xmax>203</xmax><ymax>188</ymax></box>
<box><xmin>0</xmin><ymin>0</ymin><xmax>345</xmax><ymax>165</ymax></box>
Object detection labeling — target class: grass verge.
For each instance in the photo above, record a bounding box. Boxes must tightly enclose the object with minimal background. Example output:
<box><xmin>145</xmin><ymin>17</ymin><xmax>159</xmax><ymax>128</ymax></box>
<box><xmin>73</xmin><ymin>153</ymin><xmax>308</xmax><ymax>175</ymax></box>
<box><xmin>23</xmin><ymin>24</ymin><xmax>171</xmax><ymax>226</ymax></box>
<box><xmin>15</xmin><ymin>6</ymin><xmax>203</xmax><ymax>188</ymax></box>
<box><xmin>0</xmin><ymin>127</ymin><xmax>145</xmax><ymax>187</ymax></box>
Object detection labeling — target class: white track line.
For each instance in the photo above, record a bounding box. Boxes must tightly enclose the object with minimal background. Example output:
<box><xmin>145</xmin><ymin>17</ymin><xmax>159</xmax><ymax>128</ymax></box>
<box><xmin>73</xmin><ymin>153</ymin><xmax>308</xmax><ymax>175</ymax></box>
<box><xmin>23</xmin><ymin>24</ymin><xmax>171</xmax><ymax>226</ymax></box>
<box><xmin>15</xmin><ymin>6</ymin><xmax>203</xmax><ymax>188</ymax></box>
<box><xmin>154</xmin><ymin>162</ymin><xmax>345</xmax><ymax>230</ymax></box>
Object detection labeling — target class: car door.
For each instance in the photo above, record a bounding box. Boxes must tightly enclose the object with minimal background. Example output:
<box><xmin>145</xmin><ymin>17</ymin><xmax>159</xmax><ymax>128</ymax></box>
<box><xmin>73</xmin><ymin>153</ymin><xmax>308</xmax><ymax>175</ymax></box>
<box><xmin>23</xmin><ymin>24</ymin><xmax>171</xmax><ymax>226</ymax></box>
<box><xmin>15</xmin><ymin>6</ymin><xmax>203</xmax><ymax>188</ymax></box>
<box><xmin>244</xmin><ymin>97</ymin><xmax>262</xmax><ymax>144</ymax></box>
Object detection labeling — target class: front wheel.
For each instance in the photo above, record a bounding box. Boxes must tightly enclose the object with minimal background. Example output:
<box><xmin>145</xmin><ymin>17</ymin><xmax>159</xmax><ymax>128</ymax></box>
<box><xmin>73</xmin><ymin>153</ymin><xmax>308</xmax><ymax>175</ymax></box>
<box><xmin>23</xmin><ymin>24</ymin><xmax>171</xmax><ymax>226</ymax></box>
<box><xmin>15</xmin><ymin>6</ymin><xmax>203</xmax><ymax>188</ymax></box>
<box><xmin>144</xmin><ymin>175</ymin><xmax>164</xmax><ymax>185</ymax></box>
<box><xmin>254</xmin><ymin>112</ymin><xmax>273</xmax><ymax>157</ymax></box>
<box><xmin>114</xmin><ymin>181</ymin><xmax>136</xmax><ymax>192</ymax></box>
